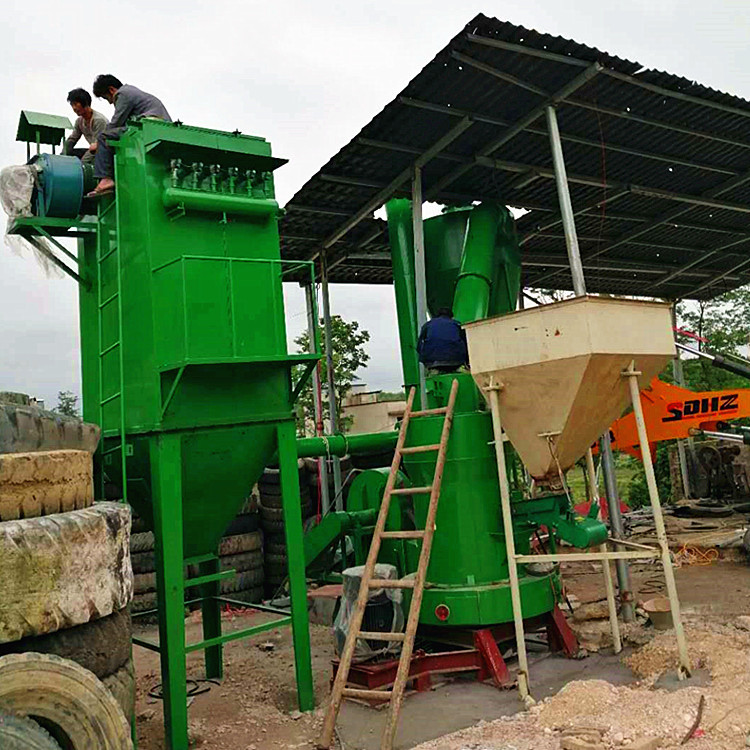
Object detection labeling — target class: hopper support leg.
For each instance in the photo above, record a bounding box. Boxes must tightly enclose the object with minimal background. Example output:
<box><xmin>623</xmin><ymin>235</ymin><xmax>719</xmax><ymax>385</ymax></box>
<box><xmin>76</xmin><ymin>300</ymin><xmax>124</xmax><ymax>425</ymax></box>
<box><xmin>151</xmin><ymin>433</ymin><xmax>189</xmax><ymax>749</ymax></box>
<box><xmin>486</xmin><ymin>383</ymin><xmax>532</xmax><ymax>703</ymax></box>
<box><xmin>277</xmin><ymin>420</ymin><xmax>316</xmax><ymax>711</ymax></box>
<box><xmin>200</xmin><ymin>556</ymin><xmax>223</xmax><ymax>679</ymax></box>
<box><xmin>625</xmin><ymin>362</ymin><xmax>691</xmax><ymax>678</ymax></box>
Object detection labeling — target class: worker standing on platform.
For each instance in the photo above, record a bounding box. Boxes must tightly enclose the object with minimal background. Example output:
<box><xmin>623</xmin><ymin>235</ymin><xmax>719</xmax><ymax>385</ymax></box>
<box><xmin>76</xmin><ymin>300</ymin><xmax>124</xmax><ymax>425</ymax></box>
<box><xmin>63</xmin><ymin>88</ymin><xmax>108</xmax><ymax>165</ymax></box>
<box><xmin>87</xmin><ymin>74</ymin><xmax>171</xmax><ymax>197</ymax></box>
<box><xmin>416</xmin><ymin>308</ymin><xmax>469</xmax><ymax>373</ymax></box>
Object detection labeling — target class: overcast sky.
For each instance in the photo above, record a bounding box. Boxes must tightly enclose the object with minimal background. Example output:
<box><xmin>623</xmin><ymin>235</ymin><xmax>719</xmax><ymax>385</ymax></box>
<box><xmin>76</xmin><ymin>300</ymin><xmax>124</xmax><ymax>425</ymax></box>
<box><xmin>2</xmin><ymin>0</ymin><xmax>749</xmax><ymax>407</ymax></box>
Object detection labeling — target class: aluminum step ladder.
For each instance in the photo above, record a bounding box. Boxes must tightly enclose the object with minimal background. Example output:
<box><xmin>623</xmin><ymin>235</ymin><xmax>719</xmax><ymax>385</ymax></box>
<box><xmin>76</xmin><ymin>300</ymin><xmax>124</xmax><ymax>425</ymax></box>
<box><xmin>319</xmin><ymin>378</ymin><xmax>459</xmax><ymax>750</ymax></box>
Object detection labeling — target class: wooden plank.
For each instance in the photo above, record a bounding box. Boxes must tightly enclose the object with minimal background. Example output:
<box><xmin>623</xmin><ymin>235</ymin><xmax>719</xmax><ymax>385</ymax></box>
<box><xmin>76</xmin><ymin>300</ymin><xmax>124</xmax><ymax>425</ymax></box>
<box><xmin>380</xmin><ymin>530</ymin><xmax>426</xmax><ymax>539</ymax></box>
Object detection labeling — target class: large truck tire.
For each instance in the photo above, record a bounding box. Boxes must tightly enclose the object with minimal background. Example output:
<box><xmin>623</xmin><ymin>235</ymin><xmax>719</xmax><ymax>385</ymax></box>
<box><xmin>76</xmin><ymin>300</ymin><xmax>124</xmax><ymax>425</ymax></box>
<box><xmin>220</xmin><ymin>569</ymin><xmax>264</xmax><ymax>594</ymax></box>
<box><xmin>0</xmin><ymin>713</ymin><xmax>62</xmax><ymax>750</ymax></box>
<box><xmin>219</xmin><ymin>530</ymin><xmax>263</xmax><ymax>556</ymax></box>
<box><xmin>0</xmin><ymin>653</ymin><xmax>132</xmax><ymax>749</ymax></box>
<box><xmin>0</xmin><ymin>450</ymin><xmax>94</xmax><ymax>522</ymax></box>
<box><xmin>0</xmin><ymin>609</ymin><xmax>131</xmax><ymax>680</ymax></box>
<box><xmin>129</xmin><ymin>531</ymin><xmax>154</xmax><ymax>553</ymax></box>
<box><xmin>0</xmin><ymin>401</ymin><xmax>100</xmax><ymax>455</ymax></box>
<box><xmin>130</xmin><ymin>592</ymin><xmax>157</xmax><ymax>614</ymax></box>
<box><xmin>0</xmin><ymin>503</ymin><xmax>133</xmax><ymax>644</ymax></box>
<box><xmin>102</xmin><ymin>659</ymin><xmax>135</xmax><ymax>723</ymax></box>
<box><xmin>226</xmin><ymin>586</ymin><xmax>264</xmax><ymax>604</ymax></box>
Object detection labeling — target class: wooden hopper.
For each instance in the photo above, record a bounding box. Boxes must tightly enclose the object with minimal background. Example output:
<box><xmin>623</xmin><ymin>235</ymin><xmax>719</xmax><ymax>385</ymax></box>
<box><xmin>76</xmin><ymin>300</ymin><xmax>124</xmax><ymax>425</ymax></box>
<box><xmin>464</xmin><ymin>296</ymin><xmax>674</xmax><ymax>481</ymax></box>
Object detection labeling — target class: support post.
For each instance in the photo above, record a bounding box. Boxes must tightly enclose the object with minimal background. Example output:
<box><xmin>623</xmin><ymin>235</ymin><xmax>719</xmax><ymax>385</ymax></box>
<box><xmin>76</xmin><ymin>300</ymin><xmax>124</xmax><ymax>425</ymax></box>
<box><xmin>305</xmin><ymin>282</ymin><xmax>331</xmax><ymax>514</ymax></box>
<box><xmin>412</xmin><ymin>166</ymin><xmax>428</xmax><ymax>408</ymax></box>
<box><xmin>671</xmin><ymin>304</ymin><xmax>692</xmax><ymax>499</ymax></box>
<box><xmin>600</xmin><ymin>434</ymin><xmax>635</xmax><ymax>623</ymax></box>
<box><xmin>277</xmin><ymin>420</ymin><xmax>316</xmax><ymax>710</ymax></box>
<box><xmin>320</xmin><ymin>255</ymin><xmax>343</xmax><ymax>510</ymax></box>
<box><xmin>151</xmin><ymin>433</ymin><xmax>189</xmax><ymax>750</ymax></box>
<box><xmin>486</xmin><ymin>382</ymin><xmax>531</xmax><ymax>702</ymax></box>
<box><xmin>199</xmin><ymin>556</ymin><xmax>222</xmax><ymax>679</ymax></box>
<box><xmin>546</xmin><ymin>105</ymin><xmax>586</xmax><ymax>296</ymax></box>
<box><xmin>625</xmin><ymin>362</ymin><xmax>691</xmax><ymax>677</ymax></box>
<box><xmin>585</xmin><ymin>448</ymin><xmax>622</xmax><ymax>654</ymax></box>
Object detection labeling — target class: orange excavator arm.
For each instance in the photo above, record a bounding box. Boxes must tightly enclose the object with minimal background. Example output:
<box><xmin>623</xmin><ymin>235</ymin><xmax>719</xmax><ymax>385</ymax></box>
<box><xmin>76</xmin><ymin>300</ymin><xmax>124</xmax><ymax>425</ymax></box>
<box><xmin>599</xmin><ymin>378</ymin><xmax>750</xmax><ymax>460</ymax></box>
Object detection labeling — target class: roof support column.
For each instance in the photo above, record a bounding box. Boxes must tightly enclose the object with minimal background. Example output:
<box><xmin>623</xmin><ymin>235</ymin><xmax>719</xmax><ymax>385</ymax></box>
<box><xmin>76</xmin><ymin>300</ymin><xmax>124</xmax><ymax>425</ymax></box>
<box><xmin>545</xmin><ymin>105</ymin><xmax>586</xmax><ymax>296</ymax></box>
<box><xmin>320</xmin><ymin>254</ymin><xmax>343</xmax><ymax>511</ymax></box>
<box><xmin>547</xmin><ymin>102</ymin><xmax>631</xmax><ymax>611</ymax></box>
<box><xmin>412</xmin><ymin>165</ymin><xmax>428</xmax><ymax>408</ymax></box>
<box><xmin>671</xmin><ymin>305</ymin><xmax>692</xmax><ymax>500</ymax></box>
<box><xmin>304</xmin><ymin>282</ymin><xmax>331</xmax><ymax>515</ymax></box>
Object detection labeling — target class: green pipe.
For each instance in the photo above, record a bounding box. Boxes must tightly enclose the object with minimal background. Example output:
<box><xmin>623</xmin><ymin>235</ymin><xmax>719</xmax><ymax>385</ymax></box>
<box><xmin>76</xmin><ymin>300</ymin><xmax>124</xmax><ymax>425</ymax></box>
<box><xmin>386</xmin><ymin>199</ymin><xmax>420</xmax><ymax>393</ymax></box>
<box><xmin>294</xmin><ymin>431</ymin><xmax>398</xmax><ymax>459</ymax></box>
<box><xmin>162</xmin><ymin>187</ymin><xmax>278</xmax><ymax>220</ymax></box>
<box><xmin>453</xmin><ymin>202</ymin><xmax>501</xmax><ymax>324</ymax></box>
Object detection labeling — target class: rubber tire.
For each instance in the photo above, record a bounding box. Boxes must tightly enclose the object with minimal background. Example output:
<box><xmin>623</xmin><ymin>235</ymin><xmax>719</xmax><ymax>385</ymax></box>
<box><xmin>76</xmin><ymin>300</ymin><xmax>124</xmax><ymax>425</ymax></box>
<box><xmin>0</xmin><ymin>450</ymin><xmax>94</xmax><ymax>522</ymax></box>
<box><xmin>130</xmin><ymin>592</ymin><xmax>157</xmax><ymax>615</ymax></box>
<box><xmin>225</xmin><ymin>586</ymin><xmax>264</xmax><ymax>604</ymax></box>
<box><xmin>265</xmin><ymin>536</ymin><xmax>288</xmax><ymax>555</ymax></box>
<box><xmin>259</xmin><ymin>502</ymin><xmax>312</xmax><ymax>524</ymax></box>
<box><xmin>0</xmin><ymin>713</ymin><xmax>62</xmax><ymax>750</ymax></box>
<box><xmin>133</xmin><ymin>572</ymin><xmax>156</xmax><ymax>594</ymax></box>
<box><xmin>219</xmin><ymin>531</ymin><xmax>263</xmax><ymax>556</ymax></box>
<box><xmin>102</xmin><ymin>659</ymin><xmax>135</xmax><ymax>723</ymax></box>
<box><xmin>218</xmin><ymin>550</ymin><xmax>263</xmax><ymax>573</ymax></box>
<box><xmin>258</xmin><ymin>488</ymin><xmax>311</xmax><ymax>508</ymax></box>
<box><xmin>130</xmin><ymin>550</ymin><xmax>156</xmax><ymax>575</ymax></box>
<box><xmin>0</xmin><ymin>503</ymin><xmax>133</xmax><ymax>644</ymax></box>
<box><xmin>185</xmin><ymin>550</ymin><xmax>263</xmax><ymax>581</ymax></box>
<box><xmin>259</xmin><ymin>462</ymin><xmax>306</xmax><ymax>487</ymax></box>
<box><xmin>0</xmin><ymin>652</ymin><xmax>132</xmax><ymax>749</ymax></box>
<box><xmin>129</xmin><ymin>515</ymin><xmax>149</xmax><ymax>534</ymax></box>
<box><xmin>130</xmin><ymin>530</ymin><xmax>263</xmax><ymax>574</ymax></box>
<box><xmin>224</xmin><ymin>513</ymin><xmax>260</xmax><ymax>536</ymax></box>
<box><xmin>221</xmin><ymin>569</ymin><xmax>264</xmax><ymax>594</ymax></box>
<box><xmin>0</xmin><ymin>609</ymin><xmax>131</xmax><ymax>680</ymax></box>
<box><xmin>130</xmin><ymin>531</ymin><xmax>154</xmax><ymax>553</ymax></box>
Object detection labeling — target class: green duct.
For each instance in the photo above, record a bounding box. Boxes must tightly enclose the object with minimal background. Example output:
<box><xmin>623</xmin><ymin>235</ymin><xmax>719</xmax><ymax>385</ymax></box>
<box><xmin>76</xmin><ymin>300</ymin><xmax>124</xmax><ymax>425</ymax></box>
<box><xmin>386</xmin><ymin>199</ymin><xmax>420</xmax><ymax>393</ymax></box>
<box><xmin>453</xmin><ymin>202</ymin><xmax>520</xmax><ymax>323</ymax></box>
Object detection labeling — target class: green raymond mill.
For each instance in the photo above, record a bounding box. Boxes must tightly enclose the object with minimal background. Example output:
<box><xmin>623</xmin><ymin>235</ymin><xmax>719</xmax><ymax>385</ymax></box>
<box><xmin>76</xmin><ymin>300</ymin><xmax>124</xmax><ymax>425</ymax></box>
<box><xmin>8</xmin><ymin>115</ymin><xmax>319</xmax><ymax>749</ymax></box>
<box><xmin>299</xmin><ymin>199</ymin><xmax>608</xmax><ymax>631</ymax></box>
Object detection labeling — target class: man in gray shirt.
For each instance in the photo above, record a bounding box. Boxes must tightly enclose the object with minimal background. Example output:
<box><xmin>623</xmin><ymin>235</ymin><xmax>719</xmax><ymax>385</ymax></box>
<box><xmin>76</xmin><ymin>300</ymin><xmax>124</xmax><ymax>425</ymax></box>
<box><xmin>87</xmin><ymin>74</ymin><xmax>172</xmax><ymax>197</ymax></box>
<box><xmin>64</xmin><ymin>88</ymin><xmax>108</xmax><ymax>165</ymax></box>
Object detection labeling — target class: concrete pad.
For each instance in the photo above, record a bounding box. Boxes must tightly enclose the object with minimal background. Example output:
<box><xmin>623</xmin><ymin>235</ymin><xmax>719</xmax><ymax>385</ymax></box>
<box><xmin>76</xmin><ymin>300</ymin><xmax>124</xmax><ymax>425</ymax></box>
<box><xmin>337</xmin><ymin>649</ymin><xmax>637</xmax><ymax>750</ymax></box>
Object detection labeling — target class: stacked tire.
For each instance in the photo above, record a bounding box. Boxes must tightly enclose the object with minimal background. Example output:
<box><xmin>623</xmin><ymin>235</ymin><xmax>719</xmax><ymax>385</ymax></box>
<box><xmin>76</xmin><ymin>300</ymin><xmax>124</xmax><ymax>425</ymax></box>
<box><xmin>130</xmin><ymin>490</ymin><xmax>264</xmax><ymax>612</ymax></box>
<box><xmin>0</xmin><ymin>448</ymin><xmax>134</xmax><ymax>737</ymax></box>
<box><xmin>259</xmin><ymin>463</ymin><xmax>312</xmax><ymax>597</ymax></box>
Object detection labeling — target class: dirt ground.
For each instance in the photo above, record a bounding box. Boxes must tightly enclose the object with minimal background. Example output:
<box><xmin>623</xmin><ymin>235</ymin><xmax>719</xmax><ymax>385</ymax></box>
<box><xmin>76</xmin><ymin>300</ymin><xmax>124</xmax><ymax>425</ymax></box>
<box><xmin>132</xmin><ymin>560</ymin><xmax>750</xmax><ymax>750</ymax></box>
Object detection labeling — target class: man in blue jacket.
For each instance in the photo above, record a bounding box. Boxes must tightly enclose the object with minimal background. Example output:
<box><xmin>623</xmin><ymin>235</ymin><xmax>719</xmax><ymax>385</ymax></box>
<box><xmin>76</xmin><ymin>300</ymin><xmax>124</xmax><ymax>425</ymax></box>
<box><xmin>416</xmin><ymin>308</ymin><xmax>469</xmax><ymax>373</ymax></box>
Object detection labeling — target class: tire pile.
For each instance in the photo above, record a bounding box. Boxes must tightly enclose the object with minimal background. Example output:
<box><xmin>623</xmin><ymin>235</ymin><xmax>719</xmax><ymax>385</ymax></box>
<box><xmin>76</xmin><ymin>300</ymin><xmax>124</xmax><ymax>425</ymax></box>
<box><xmin>0</xmin><ymin>448</ymin><xmax>134</xmax><ymax>744</ymax></box>
<box><xmin>259</xmin><ymin>462</ymin><xmax>313</xmax><ymax>597</ymax></box>
<box><xmin>130</xmin><ymin>491</ymin><xmax>265</xmax><ymax>612</ymax></box>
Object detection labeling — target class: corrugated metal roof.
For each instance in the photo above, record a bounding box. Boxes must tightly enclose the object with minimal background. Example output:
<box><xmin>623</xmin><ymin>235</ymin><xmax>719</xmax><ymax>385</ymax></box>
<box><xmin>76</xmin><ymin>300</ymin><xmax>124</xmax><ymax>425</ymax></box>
<box><xmin>279</xmin><ymin>13</ymin><xmax>750</xmax><ymax>300</ymax></box>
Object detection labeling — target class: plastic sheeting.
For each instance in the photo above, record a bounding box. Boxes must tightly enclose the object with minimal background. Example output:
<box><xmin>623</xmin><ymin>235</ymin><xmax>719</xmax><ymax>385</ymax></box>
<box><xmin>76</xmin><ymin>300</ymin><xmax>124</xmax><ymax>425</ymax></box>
<box><xmin>333</xmin><ymin>563</ymin><xmax>405</xmax><ymax>661</ymax></box>
<box><xmin>0</xmin><ymin>164</ymin><xmax>61</xmax><ymax>276</ymax></box>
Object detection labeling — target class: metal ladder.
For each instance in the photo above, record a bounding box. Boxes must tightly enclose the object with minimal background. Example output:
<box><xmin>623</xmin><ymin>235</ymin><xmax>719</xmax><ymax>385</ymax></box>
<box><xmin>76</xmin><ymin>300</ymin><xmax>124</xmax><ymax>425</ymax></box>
<box><xmin>319</xmin><ymin>378</ymin><xmax>459</xmax><ymax>750</ymax></box>
<box><xmin>96</xmin><ymin>196</ymin><xmax>128</xmax><ymax>503</ymax></box>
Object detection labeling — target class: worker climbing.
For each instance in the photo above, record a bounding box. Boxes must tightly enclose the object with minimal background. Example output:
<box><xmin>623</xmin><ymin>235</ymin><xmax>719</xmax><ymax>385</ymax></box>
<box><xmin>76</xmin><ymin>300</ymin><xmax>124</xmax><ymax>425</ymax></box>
<box><xmin>416</xmin><ymin>307</ymin><xmax>469</xmax><ymax>373</ymax></box>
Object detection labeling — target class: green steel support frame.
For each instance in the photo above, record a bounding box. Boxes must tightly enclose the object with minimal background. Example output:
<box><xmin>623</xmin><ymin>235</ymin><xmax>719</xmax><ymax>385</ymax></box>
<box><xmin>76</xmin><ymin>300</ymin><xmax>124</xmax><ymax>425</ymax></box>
<box><xmin>9</xmin><ymin>118</ymin><xmax>320</xmax><ymax>750</ymax></box>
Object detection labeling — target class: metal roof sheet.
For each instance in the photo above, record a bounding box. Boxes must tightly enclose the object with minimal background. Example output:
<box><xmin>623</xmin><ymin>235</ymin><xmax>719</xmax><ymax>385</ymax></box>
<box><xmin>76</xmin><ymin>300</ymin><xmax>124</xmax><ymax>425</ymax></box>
<box><xmin>279</xmin><ymin>14</ymin><xmax>750</xmax><ymax>300</ymax></box>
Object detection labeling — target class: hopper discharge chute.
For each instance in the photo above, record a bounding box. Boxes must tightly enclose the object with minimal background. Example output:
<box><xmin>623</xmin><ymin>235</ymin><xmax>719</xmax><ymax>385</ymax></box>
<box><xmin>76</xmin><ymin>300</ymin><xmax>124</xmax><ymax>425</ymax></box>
<box><xmin>465</xmin><ymin>296</ymin><xmax>675</xmax><ymax>482</ymax></box>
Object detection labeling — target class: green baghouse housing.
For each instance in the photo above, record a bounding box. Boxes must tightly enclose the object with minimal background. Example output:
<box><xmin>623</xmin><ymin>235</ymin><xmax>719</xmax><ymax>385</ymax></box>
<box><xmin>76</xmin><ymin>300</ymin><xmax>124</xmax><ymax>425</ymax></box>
<box><xmin>10</xmin><ymin>116</ymin><xmax>318</xmax><ymax>750</ymax></box>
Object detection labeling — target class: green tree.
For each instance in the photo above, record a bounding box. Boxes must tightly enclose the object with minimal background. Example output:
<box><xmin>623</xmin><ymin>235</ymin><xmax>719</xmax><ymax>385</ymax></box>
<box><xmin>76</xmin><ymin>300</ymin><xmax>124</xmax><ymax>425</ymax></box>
<box><xmin>675</xmin><ymin>289</ymin><xmax>750</xmax><ymax>392</ymax></box>
<box><xmin>55</xmin><ymin>390</ymin><xmax>80</xmax><ymax>418</ymax></box>
<box><xmin>295</xmin><ymin>316</ymin><xmax>370</xmax><ymax>435</ymax></box>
